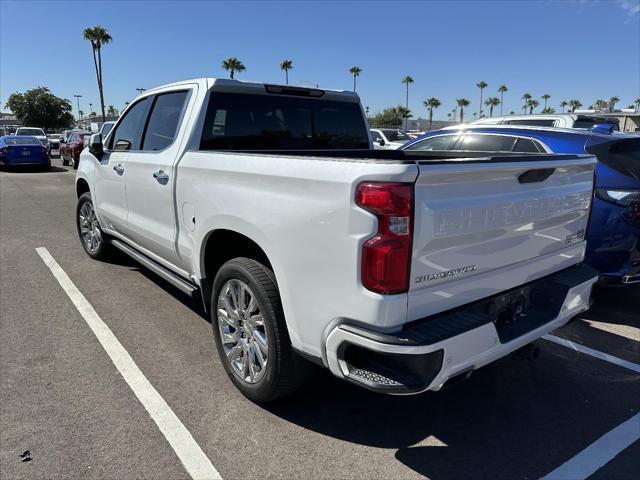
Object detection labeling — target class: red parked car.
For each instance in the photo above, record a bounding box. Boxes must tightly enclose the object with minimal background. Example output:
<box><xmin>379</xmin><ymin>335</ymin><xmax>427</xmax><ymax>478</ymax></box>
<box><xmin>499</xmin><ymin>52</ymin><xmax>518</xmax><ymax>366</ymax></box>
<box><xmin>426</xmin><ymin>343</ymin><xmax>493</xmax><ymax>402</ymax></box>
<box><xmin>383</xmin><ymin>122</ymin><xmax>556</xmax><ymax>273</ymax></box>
<box><xmin>60</xmin><ymin>131</ymin><xmax>91</xmax><ymax>169</ymax></box>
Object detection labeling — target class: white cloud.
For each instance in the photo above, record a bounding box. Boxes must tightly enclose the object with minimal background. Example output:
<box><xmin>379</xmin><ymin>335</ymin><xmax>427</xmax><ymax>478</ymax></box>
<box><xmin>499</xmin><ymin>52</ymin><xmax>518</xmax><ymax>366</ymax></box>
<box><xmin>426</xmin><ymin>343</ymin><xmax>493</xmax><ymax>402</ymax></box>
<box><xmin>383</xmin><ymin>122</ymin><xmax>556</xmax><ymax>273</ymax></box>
<box><xmin>617</xmin><ymin>0</ymin><xmax>640</xmax><ymax>17</ymax></box>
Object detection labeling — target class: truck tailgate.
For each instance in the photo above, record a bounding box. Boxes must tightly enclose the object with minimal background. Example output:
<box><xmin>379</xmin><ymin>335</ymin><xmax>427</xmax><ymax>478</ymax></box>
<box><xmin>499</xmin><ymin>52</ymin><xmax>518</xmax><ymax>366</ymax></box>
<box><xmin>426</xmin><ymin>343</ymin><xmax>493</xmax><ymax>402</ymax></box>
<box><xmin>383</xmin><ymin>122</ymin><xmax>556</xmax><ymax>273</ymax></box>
<box><xmin>408</xmin><ymin>155</ymin><xmax>596</xmax><ymax>321</ymax></box>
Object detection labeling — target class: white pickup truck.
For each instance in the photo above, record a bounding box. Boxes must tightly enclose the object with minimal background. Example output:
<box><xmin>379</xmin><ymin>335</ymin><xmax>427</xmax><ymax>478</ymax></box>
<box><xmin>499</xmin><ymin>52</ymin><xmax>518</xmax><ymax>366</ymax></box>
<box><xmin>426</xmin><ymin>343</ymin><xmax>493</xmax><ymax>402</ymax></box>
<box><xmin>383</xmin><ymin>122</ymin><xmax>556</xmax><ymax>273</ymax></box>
<box><xmin>76</xmin><ymin>78</ymin><xmax>598</xmax><ymax>402</ymax></box>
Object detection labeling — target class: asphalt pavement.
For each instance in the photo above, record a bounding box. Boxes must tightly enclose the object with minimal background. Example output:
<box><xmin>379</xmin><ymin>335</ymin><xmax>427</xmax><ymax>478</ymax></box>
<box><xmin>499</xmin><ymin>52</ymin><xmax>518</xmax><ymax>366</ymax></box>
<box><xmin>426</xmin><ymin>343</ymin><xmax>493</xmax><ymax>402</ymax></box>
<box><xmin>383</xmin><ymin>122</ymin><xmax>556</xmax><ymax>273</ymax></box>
<box><xmin>1</xmin><ymin>160</ymin><xmax>638</xmax><ymax>479</ymax></box>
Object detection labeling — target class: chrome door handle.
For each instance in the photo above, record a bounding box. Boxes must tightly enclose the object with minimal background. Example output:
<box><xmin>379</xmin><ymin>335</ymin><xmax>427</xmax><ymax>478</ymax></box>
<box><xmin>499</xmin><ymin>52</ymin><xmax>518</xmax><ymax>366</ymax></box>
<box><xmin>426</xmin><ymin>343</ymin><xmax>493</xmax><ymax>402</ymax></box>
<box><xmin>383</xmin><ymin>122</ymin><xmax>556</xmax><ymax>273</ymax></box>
<box><xmin>153</xmin><ymin>170</ymin><xmax>169</xmax><ymax>184</ymax></box>
<box><xmin>113</xmin><ymin>164</ymin><xmax>124</xmax><ymax>175</ymax></box>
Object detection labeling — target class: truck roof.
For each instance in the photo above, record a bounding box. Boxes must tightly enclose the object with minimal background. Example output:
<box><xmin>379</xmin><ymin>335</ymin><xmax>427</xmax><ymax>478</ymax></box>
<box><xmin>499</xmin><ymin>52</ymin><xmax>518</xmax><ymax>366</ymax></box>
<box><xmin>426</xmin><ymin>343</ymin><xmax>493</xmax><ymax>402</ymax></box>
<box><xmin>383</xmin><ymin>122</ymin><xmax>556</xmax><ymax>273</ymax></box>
<box><xmin>138</xmin><ymin>78</ymin><xmax>361</xmax><ymax>104</ymax></box>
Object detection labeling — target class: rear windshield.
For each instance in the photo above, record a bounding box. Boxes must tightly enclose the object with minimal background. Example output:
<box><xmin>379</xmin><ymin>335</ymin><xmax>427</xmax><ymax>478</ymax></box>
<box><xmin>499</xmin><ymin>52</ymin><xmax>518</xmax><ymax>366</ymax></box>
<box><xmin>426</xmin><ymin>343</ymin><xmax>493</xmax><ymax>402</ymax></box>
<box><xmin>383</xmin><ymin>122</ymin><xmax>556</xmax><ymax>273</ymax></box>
<box><xmin>574</xmin><ymin>118</ymin><xmax>620</xmax><ymax>131</ymax></box>
<box><xmin>506</xmin><ymin>119</ymin><xmax>555</xmax><ymax>127</ymax></box>
<box><xmin>200</xmin><ymin>92</ymin><xmax>369</xmax><ymax>150</ymax></box>
<box><xmin>5</xmin><ymin>137</ymin><xmax>39</xmax><ymax>145</ymax></box>
<box><xmin>586</xmin><ymin>138</ymin><xmax>640</xmax><ymax>180</ymax></box>
<box><xmin>381</xmin><ymin>130</ymin><xmax>411</xmax><ymax>142</ymax></box>
<box><xmin>16</xmin><ymin>128</ymin><xmax>44</xmax><ymax>136</ymax></box>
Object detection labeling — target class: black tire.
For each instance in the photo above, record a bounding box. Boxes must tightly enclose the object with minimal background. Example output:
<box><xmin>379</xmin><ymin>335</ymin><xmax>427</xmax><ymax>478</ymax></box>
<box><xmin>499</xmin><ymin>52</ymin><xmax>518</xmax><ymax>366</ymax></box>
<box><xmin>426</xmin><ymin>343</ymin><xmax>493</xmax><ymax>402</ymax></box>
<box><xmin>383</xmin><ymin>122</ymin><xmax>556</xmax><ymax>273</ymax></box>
<box><xmin>76</xmin><ymin>192</ymin><xmax>111</xmax><ymax>260</ymax></box>
<box><xmin>62</xmin><ymin>157</ymin><xmax>69</xmax><ymax>166</ymax></box>
<box><xmin>72</xmin><ymin>157</ymin><xmax>79</xmax><ymax>170</ymax></box>
<box><xmin>211</xmin><ymin>257</ymin><xmax>312</xmax><ymax>402</ymax></box>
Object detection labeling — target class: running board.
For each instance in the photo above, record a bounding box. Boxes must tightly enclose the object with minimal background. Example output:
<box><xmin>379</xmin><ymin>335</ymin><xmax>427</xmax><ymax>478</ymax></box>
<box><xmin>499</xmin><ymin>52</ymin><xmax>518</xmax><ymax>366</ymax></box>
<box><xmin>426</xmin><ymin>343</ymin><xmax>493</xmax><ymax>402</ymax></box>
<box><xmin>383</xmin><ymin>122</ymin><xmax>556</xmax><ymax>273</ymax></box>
<box><xmin>110</xmin><ymin>239</ymin><xmax>198</xmax><ymax>297</ymax></box>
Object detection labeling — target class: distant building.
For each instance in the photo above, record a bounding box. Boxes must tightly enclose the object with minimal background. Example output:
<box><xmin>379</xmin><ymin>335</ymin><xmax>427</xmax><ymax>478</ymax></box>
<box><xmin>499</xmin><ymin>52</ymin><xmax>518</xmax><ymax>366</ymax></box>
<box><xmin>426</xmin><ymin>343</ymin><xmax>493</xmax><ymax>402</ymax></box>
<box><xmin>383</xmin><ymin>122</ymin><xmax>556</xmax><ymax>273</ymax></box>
<box><xmin>0</xmin><ymin>112</ymin><xmax>19</xmax><ymax>134</ymax></box>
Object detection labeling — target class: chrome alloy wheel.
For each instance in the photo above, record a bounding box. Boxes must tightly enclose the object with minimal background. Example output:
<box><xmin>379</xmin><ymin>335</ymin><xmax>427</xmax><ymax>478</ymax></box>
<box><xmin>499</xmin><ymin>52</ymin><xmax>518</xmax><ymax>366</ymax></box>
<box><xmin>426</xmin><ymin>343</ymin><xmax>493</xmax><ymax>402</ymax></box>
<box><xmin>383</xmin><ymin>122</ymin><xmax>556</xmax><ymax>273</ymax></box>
<box><xmin>78</xmin><ymin>202</ymin><xmax>103</xmax><ymax>253</ymax></box>
<box><xmin>217</xmin><ymin>279</ymin><xmax>268</xmax><ymax>384</ymax></box>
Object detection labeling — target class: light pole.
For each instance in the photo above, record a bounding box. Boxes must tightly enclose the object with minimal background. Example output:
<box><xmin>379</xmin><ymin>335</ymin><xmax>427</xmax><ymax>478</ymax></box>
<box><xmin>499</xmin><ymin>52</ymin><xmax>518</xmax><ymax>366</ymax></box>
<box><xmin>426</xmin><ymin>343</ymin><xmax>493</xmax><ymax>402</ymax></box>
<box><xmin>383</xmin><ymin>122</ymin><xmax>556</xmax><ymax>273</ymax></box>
<box><xmin>73</xmin><ymin>94</ymin><xmax>82</xmax><ymax>119</ymax></box>
<box><xmin>89</xmin><ymin>103</ymin><xmax>93</xmax><ymax>115</ymax></box>
<box><xmin>136</xmin><ymin>88</ymin><xmax>146</xmax><ymax>95</ymax></box>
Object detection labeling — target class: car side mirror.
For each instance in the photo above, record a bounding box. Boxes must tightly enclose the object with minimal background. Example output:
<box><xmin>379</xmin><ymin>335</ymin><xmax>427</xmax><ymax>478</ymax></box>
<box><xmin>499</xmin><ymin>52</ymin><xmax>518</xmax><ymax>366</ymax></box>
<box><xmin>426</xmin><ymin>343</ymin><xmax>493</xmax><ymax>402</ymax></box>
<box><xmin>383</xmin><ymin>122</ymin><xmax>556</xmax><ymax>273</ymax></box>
<box><xmin>60</xmin><ymin>138</ymin><xmax>66</xmax><ymax>144</ymax></box>
<box><xmin>378</xmin><ymin>139</ymin><xmax>385</xmax><ymax>146</ymax></box>
<box><xmin>89</xmin><ymin>133</ymin><xmax>104</xmax><ymax>158</ymax></box>
<box><xmin>114</xmin><ymin>139</ymin><xmax>131</xmax><ymax>151</ymax></box>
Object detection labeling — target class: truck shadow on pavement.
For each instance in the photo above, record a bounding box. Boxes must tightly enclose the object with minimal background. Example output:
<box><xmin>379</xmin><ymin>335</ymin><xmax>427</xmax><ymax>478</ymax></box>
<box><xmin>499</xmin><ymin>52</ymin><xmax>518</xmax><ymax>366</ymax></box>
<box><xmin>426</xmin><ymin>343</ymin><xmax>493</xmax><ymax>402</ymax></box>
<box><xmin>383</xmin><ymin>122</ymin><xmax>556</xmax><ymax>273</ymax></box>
<box><xmin>106</xmin><ymin>253</ymin><xmax>639</xmax><ymax>479</ymax></box>
<box><xmin>265</xmin><ymin>320</ymin><xmax>639</xmax><ymax>479</ymax></box>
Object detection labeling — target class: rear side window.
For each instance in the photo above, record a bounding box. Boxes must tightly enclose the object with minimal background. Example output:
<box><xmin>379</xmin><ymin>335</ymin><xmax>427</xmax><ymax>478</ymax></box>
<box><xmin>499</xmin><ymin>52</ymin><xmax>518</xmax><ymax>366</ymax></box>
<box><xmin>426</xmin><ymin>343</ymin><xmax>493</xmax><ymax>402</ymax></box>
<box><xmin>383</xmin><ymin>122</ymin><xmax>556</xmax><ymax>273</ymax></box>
<box><xmin>514</xmin><ymin>138</ymin><xmax>542</xmax><ymax>153</ymax></box>
<box><xmin>507</xmin><ymin>119</ymin><xmax>555</xmax><ymax>127</ymax></box>
<box><xmin>109</xmin><ymin>97</ymin><xmax>151</xmax><ymax>151</ymax></box>
<box><xmin>142</xmin><ymin>91</ymin><xmax>189</xmax><ymax>150</ymax></box>
<box><xmin>404</xmin><ymin>135</ymin><xmax>457</xmax><ymax>151</ymax></box>
<box><xmin>200</xmin><ymin>92</ymin><xmax>369</xmax><ymax>150</ymax></box>
<box><xmin>458</xmin><ymin>134</ymin><xmax>515</xmax><ymax>151</ymax></box>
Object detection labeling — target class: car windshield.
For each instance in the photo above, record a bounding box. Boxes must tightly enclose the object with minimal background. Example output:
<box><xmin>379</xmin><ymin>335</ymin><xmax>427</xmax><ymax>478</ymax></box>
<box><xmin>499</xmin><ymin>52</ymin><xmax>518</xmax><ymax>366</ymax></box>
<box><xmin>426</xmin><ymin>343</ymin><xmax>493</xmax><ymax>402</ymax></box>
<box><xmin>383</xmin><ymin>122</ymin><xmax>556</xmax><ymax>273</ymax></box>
<box><xmin>17</xmin><ymin>128</ymin><xmax>44</xmax><ymax>136</ymax></box>
<box><xmin>5</xmin><ymin>137</ymin><xmax>39</xmax><ymax>145</ymax></box>
<box><xmin>382</xmin><ymin>130</ymin><xmax>411</xmax><ymax>142</ymax></box>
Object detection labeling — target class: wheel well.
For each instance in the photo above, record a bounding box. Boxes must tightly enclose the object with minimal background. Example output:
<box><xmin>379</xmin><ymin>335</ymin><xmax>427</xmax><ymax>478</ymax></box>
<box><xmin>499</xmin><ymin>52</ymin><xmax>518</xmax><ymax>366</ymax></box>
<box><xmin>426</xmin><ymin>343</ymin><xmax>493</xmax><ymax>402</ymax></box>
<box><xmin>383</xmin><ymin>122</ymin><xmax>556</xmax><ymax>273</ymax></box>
<box><xmin>76</xmin><ymin>178</ymin><xmax>90</xmax><ymax>198</ymax></box>
<box><xmin>203</xmin><ymin>230</ymin><xmax>272</xmax><ymax>287</ymax></box>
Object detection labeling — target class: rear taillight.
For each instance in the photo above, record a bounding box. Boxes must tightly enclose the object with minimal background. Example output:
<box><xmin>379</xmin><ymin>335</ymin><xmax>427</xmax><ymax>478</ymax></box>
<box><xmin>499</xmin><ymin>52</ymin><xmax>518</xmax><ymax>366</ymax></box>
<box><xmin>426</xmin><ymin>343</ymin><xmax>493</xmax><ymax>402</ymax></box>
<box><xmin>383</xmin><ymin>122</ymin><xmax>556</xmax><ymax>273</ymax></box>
<box><xmin>0</xmin><ymin>147</ymin><xmax>7</xmax><ymax>156</ymax></box>
<box><xmin>41</xmin><ymin>146</ymin><xmax>49</xmax><ymax>156</ymax></box>
<box><xmin>356</xmin><ymin>182</ymin><xmax>413</xmax><ymax>294</ymax></box>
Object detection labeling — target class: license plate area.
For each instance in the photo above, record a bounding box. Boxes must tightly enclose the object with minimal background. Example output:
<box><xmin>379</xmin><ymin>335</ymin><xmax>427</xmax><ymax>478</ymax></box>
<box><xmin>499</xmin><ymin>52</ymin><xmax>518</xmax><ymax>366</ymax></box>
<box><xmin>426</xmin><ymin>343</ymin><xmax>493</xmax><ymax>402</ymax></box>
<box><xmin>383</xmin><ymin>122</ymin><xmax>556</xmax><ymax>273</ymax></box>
<box><xmin>477</xmin><ymin>278</ymin><xmax>568</xmax><ymax>343</ymax></box>
<box><xmin>21</xmin><ymin>150</ymin><xmax>31</xmax><ymax>156</ymax></box>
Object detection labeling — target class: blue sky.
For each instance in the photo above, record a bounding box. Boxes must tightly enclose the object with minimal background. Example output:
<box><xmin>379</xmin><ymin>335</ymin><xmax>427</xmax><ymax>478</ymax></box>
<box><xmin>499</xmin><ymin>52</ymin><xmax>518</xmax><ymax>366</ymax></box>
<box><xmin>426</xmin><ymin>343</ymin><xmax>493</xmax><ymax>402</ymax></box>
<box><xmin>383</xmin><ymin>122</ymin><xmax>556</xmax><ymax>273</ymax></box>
<box><xmin>1</xmin><ymin>0</ymin><xmax>638</xmax><ymax>120</ymax></box>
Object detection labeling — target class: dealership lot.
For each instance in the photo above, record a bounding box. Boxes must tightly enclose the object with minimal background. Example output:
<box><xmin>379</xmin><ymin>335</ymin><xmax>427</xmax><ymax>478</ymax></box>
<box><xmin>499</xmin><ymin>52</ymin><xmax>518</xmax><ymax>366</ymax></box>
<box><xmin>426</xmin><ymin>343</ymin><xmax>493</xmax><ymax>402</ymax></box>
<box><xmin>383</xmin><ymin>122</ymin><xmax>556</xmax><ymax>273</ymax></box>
<box><xmin>1</xmin><ymin>163</ymin><xmax>638</xmax><ymax>479</ymax></box>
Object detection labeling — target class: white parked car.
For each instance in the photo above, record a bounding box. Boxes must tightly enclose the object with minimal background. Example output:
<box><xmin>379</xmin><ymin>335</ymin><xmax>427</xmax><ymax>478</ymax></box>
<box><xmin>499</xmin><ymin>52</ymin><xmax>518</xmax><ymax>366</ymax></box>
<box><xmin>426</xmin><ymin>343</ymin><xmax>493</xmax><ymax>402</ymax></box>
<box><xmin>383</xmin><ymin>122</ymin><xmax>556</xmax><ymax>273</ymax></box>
<box><xmin>370</xmin><ymin>128</ymin><xmax>412</xmax><ymax>149</ymax></box>
<box><xmin>472</xmin><ymin>113</ymin><xmax>620</xmax><ymax>130</ymax></box>
<box><xmin>15</xmin><ymin>127</ymin><xmax>49</xmax><ymax>151</ymax></box>
<box><xmin>75</xmin><ymin>78</ymin><xmax>597</xmax><ymax>401</ymax></box>
<box><xmin>47</xmin><ymin>133</ymin><xmax>61</xmax><ymax>156</ymax></box>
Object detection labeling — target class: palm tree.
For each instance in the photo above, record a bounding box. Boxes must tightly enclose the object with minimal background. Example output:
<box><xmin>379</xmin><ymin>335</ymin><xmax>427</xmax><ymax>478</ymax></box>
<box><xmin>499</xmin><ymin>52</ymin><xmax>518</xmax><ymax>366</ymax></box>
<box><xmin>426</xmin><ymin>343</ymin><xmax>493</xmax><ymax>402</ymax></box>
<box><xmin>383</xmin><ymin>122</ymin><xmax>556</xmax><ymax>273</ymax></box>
<box><xmin>280</xmin><ymin>59</ymin><xmax>293</xmax><ymax>85</ymax></box>
<box><xmin>396</xmin><ymin>106</ymin><xmax>412</xmax><ymax>128</ymax></box>
<box><xmin>568</xmin><ymin>99</ymin><xmax>582</xmax><ymax>112</ymax></box>
<box><xmin>424</xmin><ymin>97</ymin><xmax>441</xmax><ymax>130</ymax></box>
<box><xmin>498</xmin><ymin>84</ymin><xmax>508</xmax><ymax>115</ymax></box>
<box><xmin>527</xmin><ymin>98</ymin><xmax>539</xmax><ymax>114</ymax></box>
<box><xmin>593</xmin><ymin>99</ymin><xmax>608</xmax><ymax>111</ymax></box>
<box><xmin>83</xmin><ymin>25</ymin><xmax>112</xmax><ymax>122</ymax></box>
<box><xmin>447</xmin><ymin>112</ymin><xmax>452</xmax><ymax>121</ymax></box>
<box><xmin>636</xmin><ymin>98</ymin><xmax>640</xmax><ymax>110</ymax></box>
<box><xmin>349</xmin><ymin>66</ymin><xmax>362</xmax><ymax>92</ymax></box>
<box><xmin>522</xmin><ymin>93</ymin><xmax>532</xmax><ymax>114</ymax></box>
<box><xmin>541</xmin><ymin>94</ymin><xmax>551</xmax><ymax>110</ymax></box>
<box><xmin>221</xmin><ymin>57</ymin><xmax>246</xmax><ymax>79</ymax></box>
<box><xmin>456</xmin><ymin>98</ymin><xmax>470</xmax><ymax>123</ymax></box>
<box><xmin>485</xmin><ymin>96</ymin><xmax>500</xmax><ymax>117</ymax></box>
<box><xmin>560</xmin><ymin>100</ymin><xmax>568</xmax><ymax>113</ymax></box>
<box><xmin>476</xmin><ymin>81</ymin><xmax>487</xmax><ymax>118</ymax></box>
<box><xmin>608</xmin><ymin>96</ymin><xmax>620</xmax><ymax>111</ymax></box>
<box><xmin>401</xmin><ymin>76</ymin><xmax>414</xmax><ymax>129</ymax></box>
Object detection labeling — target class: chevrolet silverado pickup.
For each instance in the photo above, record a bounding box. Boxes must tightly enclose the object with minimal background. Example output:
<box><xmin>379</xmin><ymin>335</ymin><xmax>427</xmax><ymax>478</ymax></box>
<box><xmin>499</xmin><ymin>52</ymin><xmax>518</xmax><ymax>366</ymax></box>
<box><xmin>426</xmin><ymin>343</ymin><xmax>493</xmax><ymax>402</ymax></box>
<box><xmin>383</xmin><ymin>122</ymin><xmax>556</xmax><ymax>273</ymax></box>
<box><xmin>75</xmin><ymin>78</ymin><xmax>598</xmax><ymax>402</ymax></box>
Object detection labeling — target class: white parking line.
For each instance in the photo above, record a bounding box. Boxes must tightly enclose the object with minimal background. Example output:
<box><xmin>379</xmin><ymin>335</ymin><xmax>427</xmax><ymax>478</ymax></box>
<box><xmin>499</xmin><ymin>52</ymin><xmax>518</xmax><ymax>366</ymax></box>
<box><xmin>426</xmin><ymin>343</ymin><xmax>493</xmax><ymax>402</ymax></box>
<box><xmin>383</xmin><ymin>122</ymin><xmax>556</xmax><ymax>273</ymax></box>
<box><xmin>35</xmin><ymin>247</ymin><xmax>222</xmax><ymax>480</ymax></box>
<box><xmin>540</xmin><ymin>413</ymin><xmax>640</xmax><ymax>480</ymax></box>
<box><xmin>543</xmin><ymin>334</ymin><xmax>640</xmax><ymax>373</ymax></box>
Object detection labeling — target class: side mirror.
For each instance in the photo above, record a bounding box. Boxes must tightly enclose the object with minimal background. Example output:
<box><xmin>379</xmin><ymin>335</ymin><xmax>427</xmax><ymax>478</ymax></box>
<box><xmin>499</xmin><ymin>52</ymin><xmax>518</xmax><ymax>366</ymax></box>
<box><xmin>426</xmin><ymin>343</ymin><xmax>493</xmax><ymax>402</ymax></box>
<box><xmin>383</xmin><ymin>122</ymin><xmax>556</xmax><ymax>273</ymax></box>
<box><xmin>89</xmin><ymin>133</ymin><xmax>104</xmax><ymax>158</ymax></box>
<box><xmin>378</xmin><ymin>139</ymin><xmax>385</xmax><ymax>146</ymax></box>
<box><xmin>60</xmin><ymin>138</ymin><xmax>66</xmax><ymax>144</ymax></box>
<box><xmin>114</xmin><ymin>139</ymin><xmax>131</xmax><ymax>151</ymax></box>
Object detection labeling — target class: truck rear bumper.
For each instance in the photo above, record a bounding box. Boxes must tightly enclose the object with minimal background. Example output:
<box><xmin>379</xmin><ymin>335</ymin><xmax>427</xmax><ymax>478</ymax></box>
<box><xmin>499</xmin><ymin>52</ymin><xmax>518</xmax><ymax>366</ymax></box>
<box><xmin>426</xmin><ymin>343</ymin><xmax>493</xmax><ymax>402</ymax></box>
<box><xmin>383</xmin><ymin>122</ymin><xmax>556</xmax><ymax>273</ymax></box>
<box><xmin>324</xmin><ymin>265</ymin><xmax>598</xmax><ymax>394</ymax></box>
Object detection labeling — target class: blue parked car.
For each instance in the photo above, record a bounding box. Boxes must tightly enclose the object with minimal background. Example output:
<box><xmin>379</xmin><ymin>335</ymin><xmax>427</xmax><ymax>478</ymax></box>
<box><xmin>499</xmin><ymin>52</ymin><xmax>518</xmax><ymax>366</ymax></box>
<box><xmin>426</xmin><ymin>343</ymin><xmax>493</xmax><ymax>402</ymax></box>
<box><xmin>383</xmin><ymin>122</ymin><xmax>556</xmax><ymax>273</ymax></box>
<box><xmin>401</xmin><ymin>125</ymin><xmax>640</xmax><ymax>285</ymax></box>
<box><xmin>0</xmin><ymin>136</ymin><xmax>51</xmax><ymax>169</ymax></box>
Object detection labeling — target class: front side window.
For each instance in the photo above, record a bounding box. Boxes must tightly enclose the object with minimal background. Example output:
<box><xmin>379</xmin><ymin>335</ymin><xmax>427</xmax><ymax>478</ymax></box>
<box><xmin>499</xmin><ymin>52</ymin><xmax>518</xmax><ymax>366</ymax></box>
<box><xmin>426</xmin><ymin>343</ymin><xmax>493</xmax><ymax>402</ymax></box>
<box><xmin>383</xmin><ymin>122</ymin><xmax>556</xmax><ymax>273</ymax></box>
<box><xmin>109</xmin><ymin>97</ymin><xmax>151</xmax><ymax>151</ymax></box>
<box><xmin>404</xmin><ymin>135</ymin><xmax>457</xmax><ymax>151</ymax></box>
<box><xmin>142</xmin><ymin>91</ymin><xmax>189</xmax><ymax>150</ymax></box>
<box><xmin>458</xmin><ymin>134</ymin><xmax>516</xmax><ymax>152</ymax></box>
<box><xmin>200</xmin><ymin>92</ymin><xmax>369</xmax><ymax>150</ymax></box>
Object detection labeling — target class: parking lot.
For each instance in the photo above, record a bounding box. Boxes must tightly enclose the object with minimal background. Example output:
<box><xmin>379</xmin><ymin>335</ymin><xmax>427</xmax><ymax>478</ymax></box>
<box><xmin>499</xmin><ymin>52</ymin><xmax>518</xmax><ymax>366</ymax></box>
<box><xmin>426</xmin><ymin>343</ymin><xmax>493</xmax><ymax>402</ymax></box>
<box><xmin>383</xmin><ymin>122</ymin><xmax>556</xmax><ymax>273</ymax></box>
<box><xmin>0</xmin><ymin>161</ymin><xmax>638</xmax><ymax>479</ymax></box>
